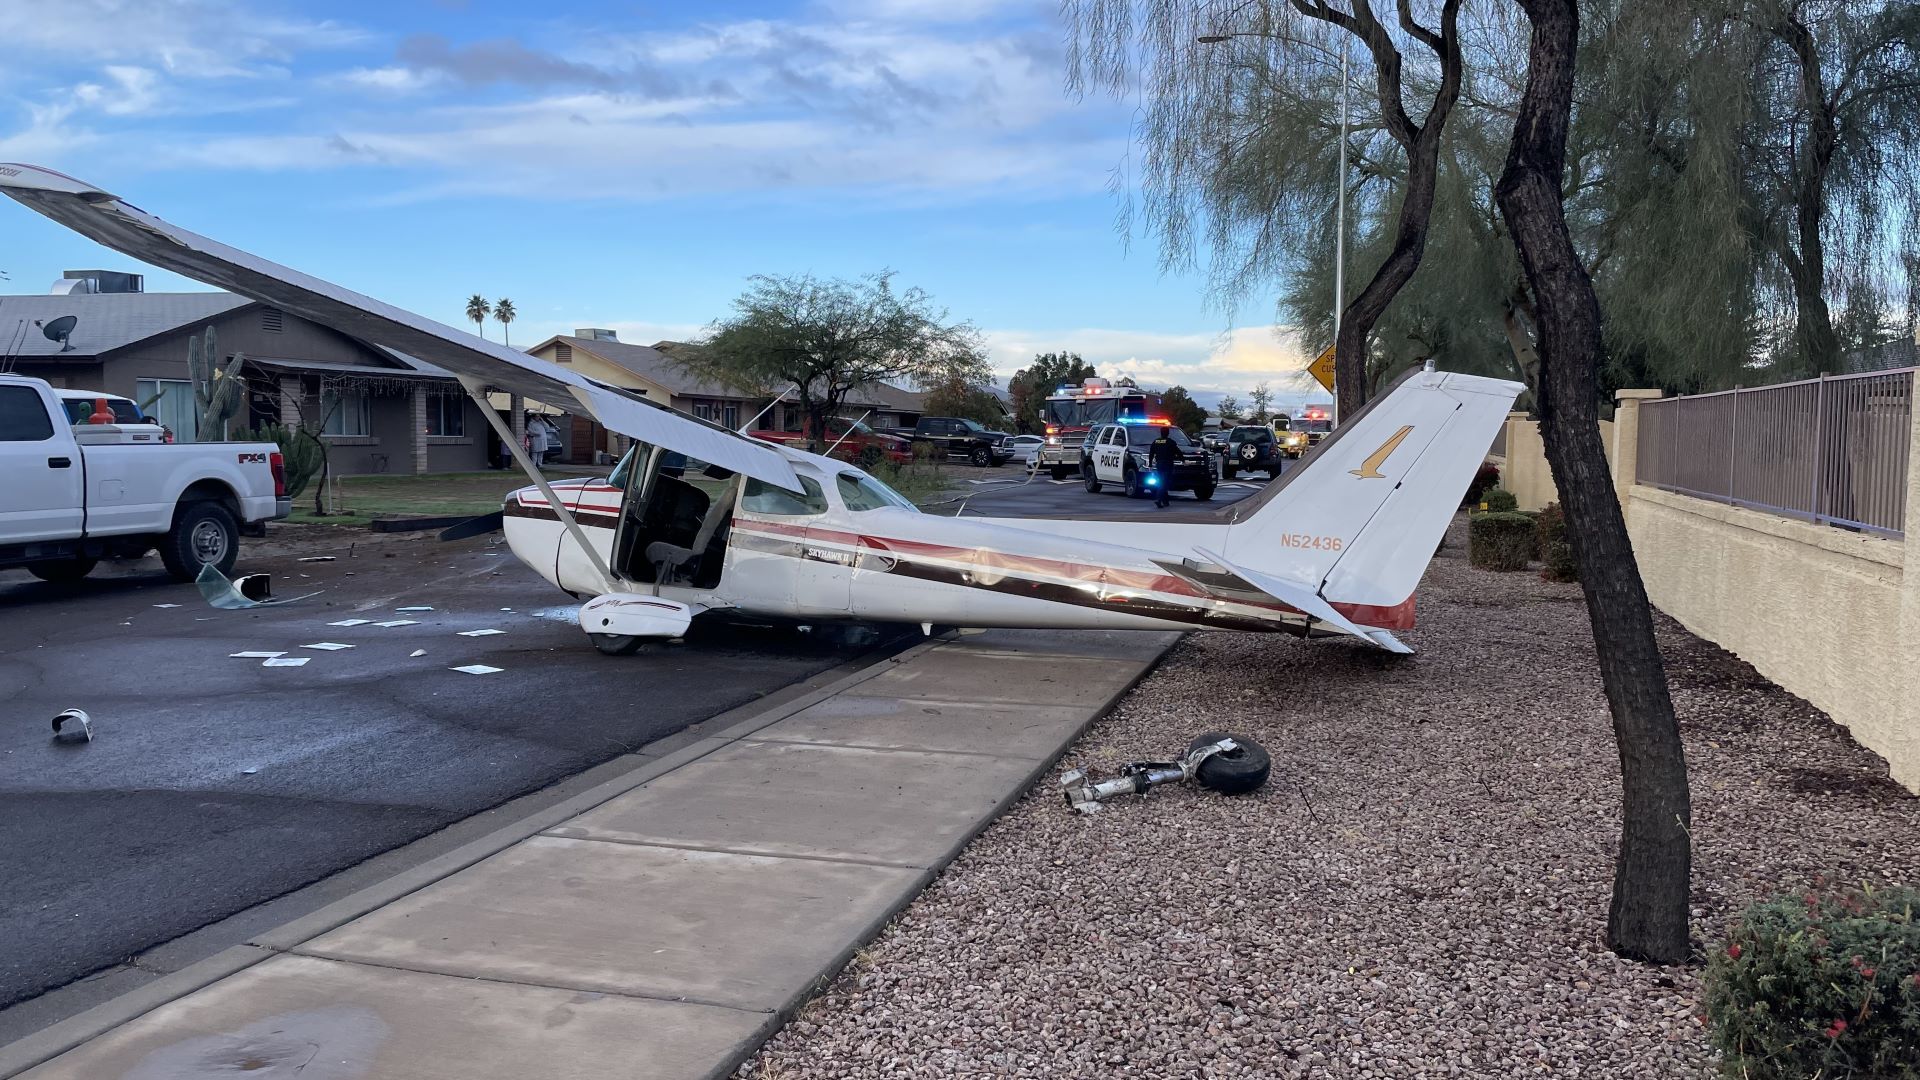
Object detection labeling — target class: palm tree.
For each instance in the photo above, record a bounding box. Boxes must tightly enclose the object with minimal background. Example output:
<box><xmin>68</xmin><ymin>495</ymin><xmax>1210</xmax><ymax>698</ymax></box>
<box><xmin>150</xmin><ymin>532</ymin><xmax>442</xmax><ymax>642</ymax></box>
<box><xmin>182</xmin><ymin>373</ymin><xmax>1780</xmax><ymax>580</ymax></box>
<box><xmin>494</xmin><ymin>298</ymin><xmax>516</xmax><ymax>347</ymax></box>
<box><xmin>465</xmin><ymin>294</ymin><xmax>491</xmax><ymax>340</ymax></box>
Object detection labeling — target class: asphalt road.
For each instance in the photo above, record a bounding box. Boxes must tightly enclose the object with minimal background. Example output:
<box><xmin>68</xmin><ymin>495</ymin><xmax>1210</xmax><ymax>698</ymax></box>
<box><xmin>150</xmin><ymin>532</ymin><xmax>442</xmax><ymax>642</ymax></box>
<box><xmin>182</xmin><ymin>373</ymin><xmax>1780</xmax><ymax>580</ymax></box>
<box><xmin>0</xmin><ymin>533</ymin><xmax>896</xmax><ymax>1011</ymax></box>
<box><xmin>934</xmin><ymin>460</ymin><xmax>1280</xmax><ymax>517</ymax></box>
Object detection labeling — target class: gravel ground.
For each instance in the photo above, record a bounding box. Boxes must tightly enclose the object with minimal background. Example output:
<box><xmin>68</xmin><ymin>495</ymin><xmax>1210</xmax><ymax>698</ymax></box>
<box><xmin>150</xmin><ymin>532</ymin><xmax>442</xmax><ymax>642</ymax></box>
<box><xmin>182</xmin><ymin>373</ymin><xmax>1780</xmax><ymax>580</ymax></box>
<box><xmin>738</xmin><ymin>516</ymin><xmax>1920</xmax><ymax>1079</ymax></box>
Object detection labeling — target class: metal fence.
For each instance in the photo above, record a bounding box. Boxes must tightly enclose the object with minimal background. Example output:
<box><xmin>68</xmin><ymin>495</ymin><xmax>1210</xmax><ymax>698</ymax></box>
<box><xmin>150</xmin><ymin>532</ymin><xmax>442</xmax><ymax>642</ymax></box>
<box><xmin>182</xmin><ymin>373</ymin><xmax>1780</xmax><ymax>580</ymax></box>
<box><xmin>1637</xmin><ymin>369</ymin><xmax>1914</xmax><ymax>538</ymax></box>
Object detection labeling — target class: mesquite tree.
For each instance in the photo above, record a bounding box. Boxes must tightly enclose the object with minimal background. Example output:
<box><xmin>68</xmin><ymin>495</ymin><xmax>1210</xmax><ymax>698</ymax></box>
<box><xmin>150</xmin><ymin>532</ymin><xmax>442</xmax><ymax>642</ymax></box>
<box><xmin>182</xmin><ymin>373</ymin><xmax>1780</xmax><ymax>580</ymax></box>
<box><xmin>1496</xmin><ymin>0</ymin><xmax>1692</xmax><ymax>963</ymax></box>
<box><xmin>1064</xmin><ymin>0</ymin><xmax>1465</xmax><ymax>419</ymax></box>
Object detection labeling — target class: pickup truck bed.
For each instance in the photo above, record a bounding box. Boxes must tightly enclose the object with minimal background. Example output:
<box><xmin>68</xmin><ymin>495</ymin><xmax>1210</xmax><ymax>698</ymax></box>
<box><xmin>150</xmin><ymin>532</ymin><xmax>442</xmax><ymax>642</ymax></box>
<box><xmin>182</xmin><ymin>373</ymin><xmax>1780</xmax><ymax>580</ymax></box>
<box><xmin>1</xmin><ymin>376</ymin><xmax>290</xmax><ymax>582</ymax></box>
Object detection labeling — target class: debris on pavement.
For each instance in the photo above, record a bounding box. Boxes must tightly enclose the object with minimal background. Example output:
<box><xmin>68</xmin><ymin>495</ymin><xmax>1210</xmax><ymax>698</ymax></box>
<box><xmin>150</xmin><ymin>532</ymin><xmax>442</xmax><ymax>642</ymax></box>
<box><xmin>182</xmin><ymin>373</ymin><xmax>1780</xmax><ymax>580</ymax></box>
<box><xmin>1059</xmin><ymin>732</ymin><xmax>1270</xmax><ymax>813</ymax></box>
<box><xmin>395</xmin><ymin>606</ymin><xmax>434</xmax><ymax>612</ymax></box>
<box><xmin>50</xmin><ymin>709</ymin><xmax>93</xmax><ymax>743</ymax></box>
<box><xmin>296</xmin><ymin>556</ymin><xmax>337</xmax><ymax>562</ymax></box>
<box><xmin>409</xmin><ymin>649</ymin><xmax>426</xmax><ymax>657</ymax></box>
<box><xmin>301</xmin><ymin>642</ymin><xmax>353</xmax><ymax>651</ymax></box>
<box><xmin>328</xmin><ymin>619</ymin><xmax>372</xmax><ymax>627</ymax></box>
<box><xmin>456</xmin><ymin>628</ymin><xmax>505</xmax><ymax>637</ymax></box>
<box><xmin>195</xmin><ymin>564</ymin><xmax>320</xmax><ymax>610</ymax></box>
<box><xmin>450</xmin><ymin>664</ymin><xmax>503</xmax><ymax>675</ymax></box>
<box><xmin>374</xmin><ymin>619</ymin><xmax>418</xmax><ymax>627</ymax></box>
<box><xmin>151</xmin><ymin>603</ymin><xmax>181</xmax><ymax>609</ymax></box>
<box><xmin>228</xmin><ymin>651</ymin><xmax>284</xmax><ymax>659</ymax></box>
<box><xmin>261</xmin><ymin>657</ymin><xmax>309</xmax><ymax>668</ymax></box>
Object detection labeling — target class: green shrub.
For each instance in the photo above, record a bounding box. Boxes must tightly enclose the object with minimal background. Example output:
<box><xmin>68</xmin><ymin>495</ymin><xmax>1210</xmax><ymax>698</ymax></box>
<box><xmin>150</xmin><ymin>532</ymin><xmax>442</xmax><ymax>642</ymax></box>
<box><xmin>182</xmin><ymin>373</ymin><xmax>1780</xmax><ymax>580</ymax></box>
<box><xmin>1479</xmin><ymin>486</ymin><xmax>1519</xmax><ymax>513</ymax></box>
<box><xmin>1704</xmin><ymin>885</ymin><xmax>1920</xmax><ymax>1080</ymax></box>
<box><xmin>1468</xmin><ymin>511</ymin><xmax>1535</xmax><ymax>571</ymax></box>
<box><xmin>1535</xmin><ymin>503</ymin><xmax>1577</xmax><ymax>582</ymax></box>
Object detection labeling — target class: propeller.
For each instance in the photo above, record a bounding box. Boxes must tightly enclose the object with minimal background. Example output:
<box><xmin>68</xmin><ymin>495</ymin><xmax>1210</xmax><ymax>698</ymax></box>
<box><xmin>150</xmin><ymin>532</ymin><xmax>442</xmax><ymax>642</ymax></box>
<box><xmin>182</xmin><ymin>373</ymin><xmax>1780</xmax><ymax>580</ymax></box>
<box><xmin>439</xmin><ymin>510</ymin><xmax>504</xmax><ymax>542</ymax></box>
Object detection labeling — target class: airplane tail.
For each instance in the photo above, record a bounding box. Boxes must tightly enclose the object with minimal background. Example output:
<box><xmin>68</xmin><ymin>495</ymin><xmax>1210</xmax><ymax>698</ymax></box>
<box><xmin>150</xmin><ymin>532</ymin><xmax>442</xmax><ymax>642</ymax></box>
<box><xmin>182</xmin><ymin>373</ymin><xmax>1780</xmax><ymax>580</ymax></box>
<box><xmin>1218</xmin><ymin>366</ymin><xmax>1523</xmax><ymax>618</ymax></box>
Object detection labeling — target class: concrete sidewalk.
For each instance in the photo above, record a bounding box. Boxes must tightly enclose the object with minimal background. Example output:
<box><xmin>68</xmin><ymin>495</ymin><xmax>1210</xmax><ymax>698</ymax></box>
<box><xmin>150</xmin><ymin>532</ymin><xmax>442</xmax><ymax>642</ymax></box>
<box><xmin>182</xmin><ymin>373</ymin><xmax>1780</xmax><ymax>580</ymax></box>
<box><xmin>2</xmin><ymin>627</ymin><xmax>1178</xmax><ymax>1080</ymax></box>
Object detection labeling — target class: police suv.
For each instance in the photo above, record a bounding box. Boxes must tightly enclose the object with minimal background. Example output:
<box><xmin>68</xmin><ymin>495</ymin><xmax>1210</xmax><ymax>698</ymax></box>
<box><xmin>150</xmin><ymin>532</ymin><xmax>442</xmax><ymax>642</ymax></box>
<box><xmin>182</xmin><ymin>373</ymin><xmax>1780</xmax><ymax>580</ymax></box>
<box><xmin>1079</xmin><ymin>419</ymin><xmax>1217</xmax><ymax>501</ymax></box>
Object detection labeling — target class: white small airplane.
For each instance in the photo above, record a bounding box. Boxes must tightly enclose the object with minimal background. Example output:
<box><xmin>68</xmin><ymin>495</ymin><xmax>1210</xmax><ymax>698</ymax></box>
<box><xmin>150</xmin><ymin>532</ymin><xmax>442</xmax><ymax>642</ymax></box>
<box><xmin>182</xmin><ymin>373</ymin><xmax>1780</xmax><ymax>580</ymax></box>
<box><xmin>1</xmin><ymin>163</ymin><xmax>1522</xmax><ymax>656</ymax></box>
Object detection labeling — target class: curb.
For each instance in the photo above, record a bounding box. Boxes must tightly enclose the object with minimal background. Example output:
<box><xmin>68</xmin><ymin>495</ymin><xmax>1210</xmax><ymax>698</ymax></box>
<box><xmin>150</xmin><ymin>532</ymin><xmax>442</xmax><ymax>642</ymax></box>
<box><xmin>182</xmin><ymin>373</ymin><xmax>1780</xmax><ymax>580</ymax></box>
<box><xmin>0</xmin><ymin>634</ymin><xmax>947</xmax><ymax>1080</ymax></box>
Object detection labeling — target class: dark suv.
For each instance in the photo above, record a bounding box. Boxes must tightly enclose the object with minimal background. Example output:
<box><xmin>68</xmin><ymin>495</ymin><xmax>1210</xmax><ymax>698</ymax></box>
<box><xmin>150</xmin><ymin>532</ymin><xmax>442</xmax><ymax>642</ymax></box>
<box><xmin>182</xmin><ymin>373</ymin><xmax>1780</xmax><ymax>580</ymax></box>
<box><xmin>1222</xmin><ymin>425</ymin><xmax>1284</xmax><ymax>480</ymax></box>
<box><xmin>907</xmin><ymin>416</ymin><xmax>1008</xmax><ymax>466</ymax></box>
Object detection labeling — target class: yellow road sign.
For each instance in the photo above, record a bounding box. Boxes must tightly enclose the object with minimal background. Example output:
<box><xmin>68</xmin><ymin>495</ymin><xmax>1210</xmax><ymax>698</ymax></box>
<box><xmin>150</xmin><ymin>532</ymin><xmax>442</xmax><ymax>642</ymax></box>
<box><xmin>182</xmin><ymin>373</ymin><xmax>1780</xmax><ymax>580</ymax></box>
<box><xmin>1308</xmin><ymin>344</ymin><xmax>1336</xmax><ymax>393</ymax></box>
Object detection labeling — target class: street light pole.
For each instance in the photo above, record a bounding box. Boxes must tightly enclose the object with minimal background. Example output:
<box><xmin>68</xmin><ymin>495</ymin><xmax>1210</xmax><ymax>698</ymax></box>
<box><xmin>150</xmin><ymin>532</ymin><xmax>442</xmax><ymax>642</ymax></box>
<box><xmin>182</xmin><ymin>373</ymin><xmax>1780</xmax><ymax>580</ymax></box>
<box><xmin>1332</xmin><ymin>39</ymin><xmax>1349</xmax><ymax>426</ymax></box>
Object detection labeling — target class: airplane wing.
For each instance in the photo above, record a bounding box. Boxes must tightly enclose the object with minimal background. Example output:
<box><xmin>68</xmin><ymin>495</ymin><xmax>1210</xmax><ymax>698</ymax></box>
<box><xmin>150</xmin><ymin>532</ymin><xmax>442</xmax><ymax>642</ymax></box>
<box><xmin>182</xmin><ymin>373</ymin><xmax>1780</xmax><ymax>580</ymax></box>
<box><xmin>1154</xmin><ymin>546</ymin><xmax>1414</xmax><ymax>654</ymax></box>
<box><xmin>0</xmin><ymin>163</ymin><xmax>800</xmax><ymax>491</ymax></box>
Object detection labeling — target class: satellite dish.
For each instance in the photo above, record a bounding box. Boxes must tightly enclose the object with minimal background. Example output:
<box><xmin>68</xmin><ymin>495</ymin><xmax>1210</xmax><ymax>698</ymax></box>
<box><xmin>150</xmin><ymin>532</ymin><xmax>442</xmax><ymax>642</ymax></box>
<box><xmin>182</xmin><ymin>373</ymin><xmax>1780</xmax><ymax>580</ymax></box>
<box><xmin>40</xmin><ymin>315</ymin><xmax>77</xmax><ymax>352</ymax></box>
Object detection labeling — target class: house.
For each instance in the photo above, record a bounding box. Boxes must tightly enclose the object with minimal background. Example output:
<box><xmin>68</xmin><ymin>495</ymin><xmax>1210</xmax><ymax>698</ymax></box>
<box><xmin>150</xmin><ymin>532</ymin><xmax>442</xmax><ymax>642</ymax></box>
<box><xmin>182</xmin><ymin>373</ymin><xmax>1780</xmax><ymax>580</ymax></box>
<box><xmin>522</xmin><ymin>331</ymin><xmax>774</xmax><ymax>463</ymax></box>
<box><xmin>0</xmin><ymin>271</ymin><xmax>492</xmax><ymax>475</ymax></box>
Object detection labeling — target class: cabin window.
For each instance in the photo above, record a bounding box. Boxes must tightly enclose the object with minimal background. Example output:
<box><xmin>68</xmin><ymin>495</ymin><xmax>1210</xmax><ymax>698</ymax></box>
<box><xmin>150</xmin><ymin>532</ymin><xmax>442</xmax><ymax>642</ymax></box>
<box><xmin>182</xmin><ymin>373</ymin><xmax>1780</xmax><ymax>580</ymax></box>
<box><xmin>740</xmin><ymin>475</ymin><xmax>827</xmax><ymax>516</ymax></box>
<box><xmin>837</xmin><ymin>472</ymin><xmax>917</xmax><ymax>513</ymax></box>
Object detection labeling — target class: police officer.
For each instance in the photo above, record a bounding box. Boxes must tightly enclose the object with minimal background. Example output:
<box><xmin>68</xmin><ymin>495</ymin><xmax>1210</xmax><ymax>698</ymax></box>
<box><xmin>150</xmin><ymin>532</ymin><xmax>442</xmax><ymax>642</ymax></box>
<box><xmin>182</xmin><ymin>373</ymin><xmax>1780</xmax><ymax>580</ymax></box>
<box><xmin>1147</xmin><ymin>424</ymin><xmax>1180</xmax><ymax>508</ymax></box>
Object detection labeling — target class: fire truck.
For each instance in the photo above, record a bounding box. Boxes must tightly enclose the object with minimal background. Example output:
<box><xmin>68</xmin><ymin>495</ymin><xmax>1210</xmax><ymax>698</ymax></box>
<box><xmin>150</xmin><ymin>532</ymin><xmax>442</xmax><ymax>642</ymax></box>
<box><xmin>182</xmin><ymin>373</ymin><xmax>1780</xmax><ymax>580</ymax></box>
<box><xmin>1272</xmin><ymin>405</ymin><xmax>1334</xmax><ymax>458</ymax></box>
<box><xmin>1032</xmin><ymin>378</ymin><xmax>1165</xmax><ymax>479</ymax></box>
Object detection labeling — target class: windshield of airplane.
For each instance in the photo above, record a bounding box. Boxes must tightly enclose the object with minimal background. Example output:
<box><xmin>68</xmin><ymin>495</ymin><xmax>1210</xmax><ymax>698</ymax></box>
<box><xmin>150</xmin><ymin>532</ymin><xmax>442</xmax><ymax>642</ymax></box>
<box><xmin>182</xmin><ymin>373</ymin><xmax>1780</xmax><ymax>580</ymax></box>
<box><xmin>837</xmin><ymin>471</ymin><xmax>919</xmax><ymax>512</ymax></box>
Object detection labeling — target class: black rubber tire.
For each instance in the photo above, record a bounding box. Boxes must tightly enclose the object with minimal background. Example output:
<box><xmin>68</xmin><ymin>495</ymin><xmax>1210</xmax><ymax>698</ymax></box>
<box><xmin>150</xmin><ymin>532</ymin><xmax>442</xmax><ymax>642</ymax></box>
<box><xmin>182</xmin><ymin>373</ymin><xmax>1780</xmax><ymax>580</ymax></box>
<box><xmin>1082</xmin><ymin>460</ymin><xmax>1102</xmax><ymax>493</ymax></box>
<box><xmin>1124</xmin><ymin>465</ymin><xmax>1144</xmax><ymax>499</ymax></box>
<box><xmin>1239</xmin><ymin>445</ymin><xmax>1260</xmax><ymax>465</ymax></box>
<box><xmin>1188</xmin><ymin>732</ymin><xmax>1272</xmax><ymax>795</ymax></box>
<box><xmin>28</xmin><ymin>557</ymin><xmax>98</xmax><ymax>583</ymax></box>
<box><xmin>1050</xmin><ymin>465</ymin><xmax>1071</xmax><ymax>481</ymax></box>
<box><xmin>158</xmin><ymin>501</ymin><xmax>239</xmax><ymax>582</ymax></box>
<box><xmin>590</xmin><ymin>633</ymin><xmax>646</xmax><ymax>656</ymax></box>
<box><xmin>970</xmin><ymin>446</ymin><xmax>992</xmax><ymax>467</ymax></box>
<box><xmin>1192</xmin><ymin>481</ymin><xmax>1215</xmax><ymax>502</ymax></box>
<box><xmin>1269</xmin><ymin>465</ymin><xmax>1284</xmax><ymax>480</ymax></box>
<box><xmin>1222</xmin><ymin>463</ymin><xmax>1236</xmax><ymax>479</ymax></box>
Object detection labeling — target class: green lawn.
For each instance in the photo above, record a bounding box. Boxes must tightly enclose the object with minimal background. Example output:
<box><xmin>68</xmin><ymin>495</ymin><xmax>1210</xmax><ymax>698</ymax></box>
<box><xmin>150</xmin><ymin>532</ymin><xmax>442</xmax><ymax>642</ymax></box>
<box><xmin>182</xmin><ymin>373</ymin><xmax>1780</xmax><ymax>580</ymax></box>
<box><xmin>285</xmin><ymin>460</ymin><xmax>961</xmax><ymax>527</ymax></box>
<box><xmin>287</xmin><ymin>469</ymin><xmax>603</xmax><ymax>525</ymax></box>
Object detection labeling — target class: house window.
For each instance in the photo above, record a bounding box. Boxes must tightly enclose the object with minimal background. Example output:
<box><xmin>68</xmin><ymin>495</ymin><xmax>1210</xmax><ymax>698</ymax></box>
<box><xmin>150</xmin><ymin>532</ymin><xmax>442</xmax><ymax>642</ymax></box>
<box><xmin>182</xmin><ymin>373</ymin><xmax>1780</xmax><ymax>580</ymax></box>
<box><xmin>425</xmin><ymin>394</ymin><xmax>464</xmax><ymax>437</ymax></box>
<box><xmin>136</xmin><ymin>378</ymin><xmax>196</xmax><ymax>442</ymax></box>
<box><xmin>321</xmin><ymin>388</ymin><xmax>371</xmax><ymax>436</ymax></box>
<box><xmin>721</xmin><ymin>404</ymin><xmax>740</xmax><ymax>430</ymax></box>
<box><xmin>261</xmin><ymin>308</ymin><xmax>285</xmax><ymax>332</ymax></box>
<box><xmin>691</xmin><ymin>401</ymin><xmax>716</xmax><ymax>422</ymax></box>
<box><xmin>555</xmin><ymin>343</ymin><xmax>572</xmax><ymax>362</ymax></box>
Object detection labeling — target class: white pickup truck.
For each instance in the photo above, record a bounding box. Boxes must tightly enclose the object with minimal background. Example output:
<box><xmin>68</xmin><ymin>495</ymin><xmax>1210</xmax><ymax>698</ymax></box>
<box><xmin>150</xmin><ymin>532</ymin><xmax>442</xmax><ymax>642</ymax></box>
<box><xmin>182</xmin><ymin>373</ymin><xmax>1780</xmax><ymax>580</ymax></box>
<box><xmin>0</xmin><ymin>374</ymin><xmax>290</xmax><ymax>582</ymax></box>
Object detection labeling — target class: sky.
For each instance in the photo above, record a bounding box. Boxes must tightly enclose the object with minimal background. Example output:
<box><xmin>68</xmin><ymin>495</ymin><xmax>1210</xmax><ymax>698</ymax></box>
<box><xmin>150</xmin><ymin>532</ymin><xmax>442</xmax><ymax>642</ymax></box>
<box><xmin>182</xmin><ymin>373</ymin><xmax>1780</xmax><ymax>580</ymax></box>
<box><xmin>0</xmin><ymin>0</ymin><xmax>1333</xmax><ymax>411</ymax></box>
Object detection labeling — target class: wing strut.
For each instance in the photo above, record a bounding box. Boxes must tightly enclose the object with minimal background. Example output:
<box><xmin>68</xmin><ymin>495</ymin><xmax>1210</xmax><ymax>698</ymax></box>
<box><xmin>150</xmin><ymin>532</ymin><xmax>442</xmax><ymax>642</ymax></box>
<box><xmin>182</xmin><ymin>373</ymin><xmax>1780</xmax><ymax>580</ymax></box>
<box><xmin>459</xmin><ymin>376</ymin><xmax>617</xmax><ymax>595</ymax></box>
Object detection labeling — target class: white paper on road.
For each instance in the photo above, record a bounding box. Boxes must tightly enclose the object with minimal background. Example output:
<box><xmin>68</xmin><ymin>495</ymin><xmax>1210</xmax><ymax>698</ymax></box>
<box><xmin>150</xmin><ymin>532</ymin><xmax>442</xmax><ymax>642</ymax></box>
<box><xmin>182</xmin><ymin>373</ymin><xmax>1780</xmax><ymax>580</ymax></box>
<box><xmin>297</xmin><ymin>556</ymin><xmax>337</xmax><ymax>562</ymax></box>
<box><xmin>374</xmin><ymin>619</ymin><xmax>418</xmax><ymax>627</ymax></box>
<box><xmin>262</xmin><ymin>657</ymin><xmax>310</xmax><ymax>667</ymax></box>
<box><xmin>409</xmin><ymin>649</ymin><xmax>427</xmax><ymax>657</ymax></box>
<box><xmin>328</xmin><ymin>619</ymin><xmax>372</xmax><ymax>627</ymax></box>
<box><xmin>152</xmin><ymin>603</ymin><xmax>181</xmax><ymax>609</ymax></box>
<box><xmin>302</xmin><ymin>642</ymin><xmax>354</xmax><ymax>651</ymax></box>
<box><xmin>457</xmin><ymin>628</ymin><xmax>505</xmax><ymax>637</ymax></box>
<box><xmin>451</xmin><ymin>664</ymin><xmax>503</xmax><ymax>675</ymax></box>
<box><xmin>230</xmin><ymin>651</ymin><xmax>285</xmax><ymax>658</ymax></box>
<box><xmin>967</xmin><ymin>478</ymin><xmax>1023</xmax><ymax>486</ymax></box>
<box><xmin>395</xmin><ymin>606</ymin><xmax>434</xmax><ymax>612</ymax></box>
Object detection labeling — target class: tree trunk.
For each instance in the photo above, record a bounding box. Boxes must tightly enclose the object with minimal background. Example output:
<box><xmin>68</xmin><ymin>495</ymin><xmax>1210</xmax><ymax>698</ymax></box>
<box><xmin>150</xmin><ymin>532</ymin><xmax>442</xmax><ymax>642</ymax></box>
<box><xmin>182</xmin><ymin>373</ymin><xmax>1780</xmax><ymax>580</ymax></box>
<box><xmin>1495</xmin><ymin>0</ymin><xmax>1692</xmax><ymax>965</ymax></box>
<box><xmin>1779</xmin><ymin>13</ymin><xmax>1841</xmax><ymax>375</ymax></box>
<box><xmin>1335</xmin><ymin>121</ymin><xmax>1449</xmax><ymax>420</ymax></box>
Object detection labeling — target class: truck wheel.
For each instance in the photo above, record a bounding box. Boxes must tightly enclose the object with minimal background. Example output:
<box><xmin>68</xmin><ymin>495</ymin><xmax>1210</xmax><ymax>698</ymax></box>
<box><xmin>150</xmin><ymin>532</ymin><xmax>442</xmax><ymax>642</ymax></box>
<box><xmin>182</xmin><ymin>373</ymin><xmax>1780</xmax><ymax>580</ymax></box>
<box><xmin>1269</xmin><ymin>465</ymin><xmax>1284</xmax><ymax>480</ymax></box>
<box><xmin>970</xmin><ymin>446</ymin><xmax>992</xmax><ymax>467</ymax></box>
<box><xmin>1050</xmin><ymin>465</ymin><xmax>1070</xmax><ymax>481</ymax></box>
<box><xmin>590</xmin><ymin>633</ymin><xmax>645</xmax><ymax>656</ymax></box>
<box><xmin>1081</xmin><ymin>461</ymin><xmax>1102</xmax><ymax>493</ymax></box>
<box><xmin>1192</xmin><ymin>481</ymin><xmax>1215</xmax><ymax>502</ymax></box>
<box><xmin>159</xmin><ymin>501</ymin><xmax>239</xmax><ymax>582</ymax></box>
<box><xmin>1123</xmin><ymin>465</ymin><xmax>1145</xmax><ymax>499</ymax></box>
<box><xmin>28</xmin><ymin>557</ymin><xmax>98</xmax><ymax>583</ymax></box>
<box><xmin>1188</xmin><ymin>732</ymin><xmax>1272</xmax><ymax>795</ymax></box>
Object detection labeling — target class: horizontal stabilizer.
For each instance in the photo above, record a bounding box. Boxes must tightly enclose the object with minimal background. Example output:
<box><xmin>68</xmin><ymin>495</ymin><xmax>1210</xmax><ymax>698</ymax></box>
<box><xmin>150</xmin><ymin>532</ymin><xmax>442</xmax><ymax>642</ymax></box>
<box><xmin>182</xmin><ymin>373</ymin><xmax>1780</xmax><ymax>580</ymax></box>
<box><xmin>1159</xmin><ymin>547</ymin><xmax>1415</xmax><ymax>655</ymax></box>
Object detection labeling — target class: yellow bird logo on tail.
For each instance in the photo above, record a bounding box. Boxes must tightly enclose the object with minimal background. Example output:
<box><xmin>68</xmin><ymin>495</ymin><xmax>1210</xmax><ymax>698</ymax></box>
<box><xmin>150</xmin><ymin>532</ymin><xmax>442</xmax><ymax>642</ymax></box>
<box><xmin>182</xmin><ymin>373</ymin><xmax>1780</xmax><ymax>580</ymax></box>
<box><xmin>1350</xmin><ymin>425</ymin><xmax>1414</xmax><ymax>479</ymax></box>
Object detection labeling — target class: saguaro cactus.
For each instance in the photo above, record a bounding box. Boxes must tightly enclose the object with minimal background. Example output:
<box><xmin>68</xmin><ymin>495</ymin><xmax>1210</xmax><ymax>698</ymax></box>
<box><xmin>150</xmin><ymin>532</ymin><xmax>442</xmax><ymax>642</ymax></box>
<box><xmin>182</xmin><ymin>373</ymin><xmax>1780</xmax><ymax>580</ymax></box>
<box><xmin>188</xmin><ymin>325</ymin><xmax>246</xmax><ymax>441</ymax></box>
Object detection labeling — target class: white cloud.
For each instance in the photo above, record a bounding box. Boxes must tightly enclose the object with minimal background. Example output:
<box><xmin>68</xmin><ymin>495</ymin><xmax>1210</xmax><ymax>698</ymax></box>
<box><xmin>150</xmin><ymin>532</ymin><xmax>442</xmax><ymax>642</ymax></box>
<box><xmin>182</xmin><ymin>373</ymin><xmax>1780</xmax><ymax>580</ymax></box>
<box><xmin>71</xmin><ymin>66</ymin><xmax>163</xmax><ymax>116</ymax></box>
<box><xmin>0</xmin><ymin>0</ymin><xmax>364</xmax><ymax>78</ymax></box>
<box><xmin>330</xmin><ymin>66</ymin><xmax>443</xmax><ymax>94</ymax></box>
<box><xmin>983</xmin><ymin>325</ymin><xmax>1326</xmax><ymax>403</ymax></box>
